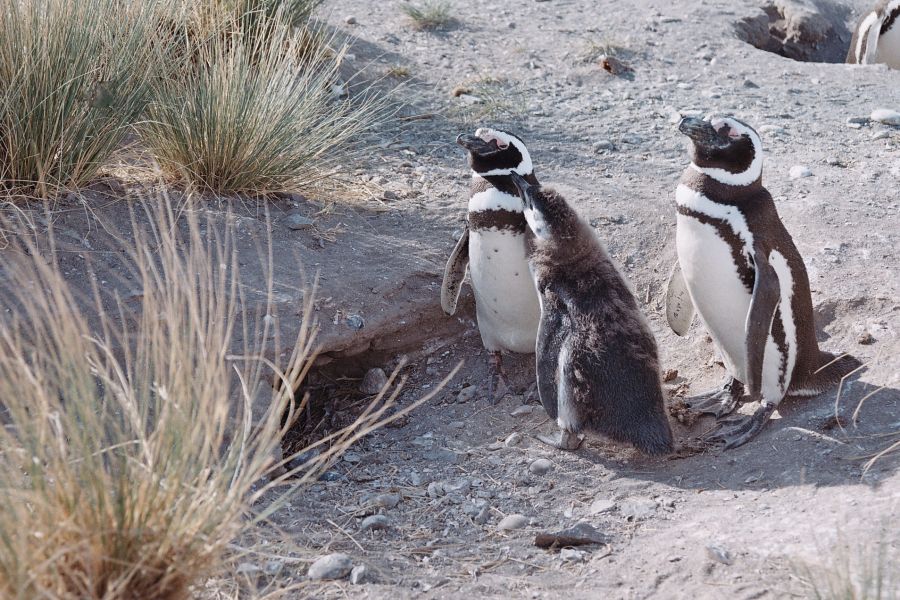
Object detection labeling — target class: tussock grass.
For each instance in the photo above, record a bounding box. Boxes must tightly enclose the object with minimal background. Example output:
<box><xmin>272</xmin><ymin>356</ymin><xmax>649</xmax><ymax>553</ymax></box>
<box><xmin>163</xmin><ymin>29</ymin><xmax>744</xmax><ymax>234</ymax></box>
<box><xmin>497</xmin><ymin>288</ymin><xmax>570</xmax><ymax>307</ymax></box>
<box><xmin>142</xmin><ymin>12</ymin><xmax>389</xmax><ymax>196</ymax></box>
<box><xmin>0</xmin><ymin>0</ymin><xmax>162</xmax><ymax>197</ymax></box>
<box><xmin>0</xmin><ymin>192</ymin><xmax>458</xmax><ymax>598</ymax></box>
<box><xmin>401</xmin><ymin>1</ymin><xmax>453</xmax><ymax>31</ymax></box>
<box><xmin>795</xmin><ymin>536</ymin><xmax>899</xmax><ymax>600</ymax></box>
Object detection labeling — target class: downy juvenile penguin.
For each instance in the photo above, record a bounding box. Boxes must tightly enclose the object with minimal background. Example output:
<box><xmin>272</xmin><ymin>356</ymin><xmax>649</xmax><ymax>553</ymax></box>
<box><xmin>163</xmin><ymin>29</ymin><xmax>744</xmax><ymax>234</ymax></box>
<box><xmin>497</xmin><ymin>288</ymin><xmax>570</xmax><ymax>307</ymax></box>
<box><xmin>508</xmin><ymin>172</ymin><xmax>674</xmax><ymax>455</ymax></box>
<box><xmin>669</xmin><ymin>115</ymin><xmax>861</xmax><ymax>449</ymax></box>
<box><xmin>847</xmin><ymin>1</ymin><xmax>900</xmax><ymax>68</ymax></box>
<box><xmin>441</xmin><ymin>128</ymin><xmax>541</xmax><ymax>399</ymax></box>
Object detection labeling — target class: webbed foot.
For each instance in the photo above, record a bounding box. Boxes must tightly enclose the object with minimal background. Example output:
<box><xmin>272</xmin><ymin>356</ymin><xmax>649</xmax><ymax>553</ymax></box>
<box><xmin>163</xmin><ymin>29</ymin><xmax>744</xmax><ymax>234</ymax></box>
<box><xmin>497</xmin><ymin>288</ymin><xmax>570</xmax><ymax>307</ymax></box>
<box><xmin>685</xmin><ymin>378</ymin><xmax>744</xmax><ymax>419</ymax></box>
<box><xmin>703</xmin><ymin>403</ymin><xmax>776</xmax><ymax>449</ymax></box>
<box><xmin>537</xmin><ymin>430</ymin><xmax>584</xmax><ymax>451</ymax></box>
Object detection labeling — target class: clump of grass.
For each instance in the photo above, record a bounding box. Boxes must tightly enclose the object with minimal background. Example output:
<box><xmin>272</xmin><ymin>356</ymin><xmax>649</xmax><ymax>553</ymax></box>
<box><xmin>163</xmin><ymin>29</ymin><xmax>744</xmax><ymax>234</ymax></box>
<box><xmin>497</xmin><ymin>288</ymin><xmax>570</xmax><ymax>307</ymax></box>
<box><xmin>141</xmin><ymin>13</ymin><xmax>389</xmax><ymax>195</ymax></box>
<box><xmin>448</xmin><ymin>76</ymin><xmax>526</xmax><ymax>126</ymax></box>
<box><xmin>401</xmin><ymin>0</ymin><xmax>453</xmax><ymax>31</ymax></box>
<box><xmin>0</xmin><ymin>0</ymin><xmax>162</xmax><ymax>197</ymax></box>
<box><xmin>386</xmin><ymin>65</ymin><xmax>413</xmax><ymax>79</ymax></box>
<box><xmin>0</xmin><ymin>196</ymin><xmax>312</xmax><ymax>598</ymax></box>
<box><xmin>795</xmin><ymin>536</ymin><xmax>899</xmax><ymax>600</ymax></box>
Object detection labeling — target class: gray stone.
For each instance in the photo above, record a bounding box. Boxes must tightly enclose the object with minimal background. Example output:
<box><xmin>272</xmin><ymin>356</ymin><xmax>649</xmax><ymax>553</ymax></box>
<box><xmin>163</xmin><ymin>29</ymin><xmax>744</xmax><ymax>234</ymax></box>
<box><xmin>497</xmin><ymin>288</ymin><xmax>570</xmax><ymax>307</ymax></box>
<box><xmin>236</xmin><ymin>562</ymin><xmax>260</xmax><ymax>575</ymax></box>
<box><xmin>457</xmin><ymin>385</ymin><xmax>477</xmax><ymax>403</ymax></box>
<box><xmin>474</xmin><ymin>505</ymin><xmax>491</xmax><ymax>524</ymax></box>
<box><xmin>345</xmin><ymin>314</ymin><xmax>365</xmax><ymax>330</ymax></box>
<box><xmin>504</xmin><ymin>432</ymin><xmax>523</xmax><ymax>447</ymax></box>
<box><xmin>359</xmin><ymin>368</ymin><xmax>388</xmax><ymax>395</ymax></box>
<box><xmin>589</xmin><ymin>497</ymin><xmax>616</xmax><ymax>515</ymax></box>
<box><xmin>285</xmin><ymin>213</ymin><xmax>315</xmax><ymax>230</ymax></box>
<box><xmin>871</xmin><ymin>108</ymin><xmax>900</xmax><ymax>126</ymax></box>
<box><xmin>344</xmin><ymin>15</ymin><xmax>357</xmax><ymax>25</ymax></box>
<box><xmin>374</xmin><ymin>493</ymin><xmax>401</xmax><ymax>508</ymax></box>
<box><xmin>560</xmin><ymin>548</ymin><xmax>587</xmax><ymax>562</ymax></box>
<box><xmin>307</xmin><ymin>553</ymin><xmax>353</xmax><ymax>580</ymax></box>
<box><xmin>592</xmin><ymin>140</ymin><xmax>615</xmax><ymax>152</ymax></box>
<box><xmin>742</xmin><ymin>79</ymin><xmax>759</xmax><ymax>88</ymax></box>
<box><xmin>789</xmin><ymin>165</ymin><xmax>812</xmax><ymax>179</ymax></box>
<box><xmin>872</xmin><ymin>130</ymin><xmax>892</xmax><ymax>140</ymax></box>
<box><xmin>620</xmin><ymin>498</ymin><xmax>658</xmax><ymax>520</ymax></box>
<box><xmin>360</xmin><ymin>514</ymin><xmax>390</xmax><ymax>532</ymax></box>
<box><xmin>427</xmin><ymin>481</ymin><xmax>446</xmax><ymax>498</ymax></box>
<box><xmin>349</xmin><ymin>564</ymin><xmax>374</xmax><ymax>584</ymax></box>
<box><xmin>382</xmin><ymin>190</ymin><xmax>399</xmax><ymax>201</ymax></box>
<box><xmin>529</xmin><ymin>458</ymin><xmax>553</xmax><ymax>475</ymax></box>
<box><xmin>510</xmin><ymin>405</ymin><xmax>534</xmax><ymax>416</ymax></box>
<box><xmin>706</xmin><ymin>544</ymin><xmax>734</xmax><ymax>565</ymax></box>
<box><xmin>497</xmin><ymin>514</ymin><xmax>529</xmax><ymax>530</ymax></box>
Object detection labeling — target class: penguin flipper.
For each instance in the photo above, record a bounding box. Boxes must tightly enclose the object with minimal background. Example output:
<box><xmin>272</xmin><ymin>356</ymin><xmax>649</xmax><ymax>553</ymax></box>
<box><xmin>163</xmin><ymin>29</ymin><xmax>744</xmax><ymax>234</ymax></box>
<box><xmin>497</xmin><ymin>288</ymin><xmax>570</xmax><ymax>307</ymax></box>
<box><xmin>744</xmin><ymin>252</ymin><xmax>781</xmax><ymax>399</ymax></box>
<box><xmin>535</xmin><ymin>303</ymin><xmax>564</xmax><ymax>421</ymax></box>
<box><xmin>665</xmin><ymin>261</ymin><xmax>695</xmax><ymax>336</ymax></box>
<box><xmin>440</xmin><ymin>226</ymin><xmax>469</xmax><ymax>315</ymax></box>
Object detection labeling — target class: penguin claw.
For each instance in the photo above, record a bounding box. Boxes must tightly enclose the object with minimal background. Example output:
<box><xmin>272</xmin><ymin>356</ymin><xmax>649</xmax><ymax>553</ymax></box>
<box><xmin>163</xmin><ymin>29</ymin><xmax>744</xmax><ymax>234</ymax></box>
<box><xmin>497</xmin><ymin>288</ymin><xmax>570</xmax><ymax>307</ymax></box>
<box><xmin>703</xmin><ymin>404</ymin><xmax>776</xmax><ymax>449</ymax></box>
<box><xmin>537</xmin><ymin>430</ymin><xmax>584</xmax><ymax>451</ymax></box>
<box><xmin>685</xmin><ymin>379</ymin><xmax>744</xmax><ymax>419</ymax></box>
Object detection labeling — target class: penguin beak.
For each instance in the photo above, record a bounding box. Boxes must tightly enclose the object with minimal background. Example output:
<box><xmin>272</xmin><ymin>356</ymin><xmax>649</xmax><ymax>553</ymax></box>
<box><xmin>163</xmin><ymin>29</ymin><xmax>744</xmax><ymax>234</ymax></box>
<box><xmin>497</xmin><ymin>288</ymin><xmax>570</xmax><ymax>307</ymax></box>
<box><xmin>678</xmin><ymin>117</ymin><xmax>729</xmax><ymax>148</ymax></box>
<box><xmin>509</xmin><ymin>171</ymin><xmax>534</xmax><ymax>209</ymax></box>
<box><xmin>456</xmin><ymin>133</ymin><xmax>500</xmax><ymax>155</ymax></box>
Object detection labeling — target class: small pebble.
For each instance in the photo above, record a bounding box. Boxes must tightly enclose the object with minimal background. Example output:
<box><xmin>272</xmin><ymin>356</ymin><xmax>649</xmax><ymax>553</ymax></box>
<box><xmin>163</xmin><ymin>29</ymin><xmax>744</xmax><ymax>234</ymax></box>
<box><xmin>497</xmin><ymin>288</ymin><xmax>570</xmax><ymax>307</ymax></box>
<box><xmin>359</xmin><ymin>368</ymin><xmax>388</xmax><ymax>395</ymax></box>
<box><xmin>705</xmin><ymin>544</ymin><xmax>734</xmax><ymax>566</ymax></box>
<box><xmin>510</xmin><ymin>405</ymin><xmax>534</xmax><ymax>416</ymax></box>
<box><xmin>620</xmin><ymin>498</ymin><xmax>658</xmax><ymax>520</ymax></box>
<box><xmin>307</xmin><ymin>553</ymin><xmax>353</xmax><ymax>580</ymax></box>
<box><xmin>742</xmin><ymin>79</ymin><xmax>759</xmax><ymax>88</ymax></box>
<box><xmin>344</xmin><ymin>15</ymin><xmax>357</xmax><ymax>25</ymax></box>
<box><xmin>346</xmin><ymin>314</ymin><xmax>365</xmax><ymax>330</ymax></box>
<box><xmin>560</xmin><ymin>548</ymin><xmax>586</xmax><ymax>562</ymax></box>
<box><xmin>349</xmin><ymin>564</ymin><xmax>374</xmax><ymax>584</ymax></box>
<box><xmin>285</xmin><ymin>213</ymin><xmax>315</xmax><ymax>230</ymax></box>
<box><xmin>789</xmin><ymin>165</ymin><xmax>812</xmax><ymax>179</ymax></box>
<box><xmin>374</xmin><ymin>493</ymin><xmax>401</xmax><ymax>508</ymax></box>
<box><xmin>592</xmin><ymin>140</ymin><xmax>615</xmax><ymax>152</ymax></box>
<box><xmin>474</xmin><ymin>505</ymin><xmax>491</xmax><ymax>524</ymax></box>
<box><xmin>360</xmin><ymin>515</ymin><xmax>390</xmax><ymax>532</ymax></box>
<box><xmin>663</xmin><ymin>368</ymin><xmax>678</xmax><ymax>382</ymax></box>
<box><xmin>589</xmin><ymin>498</ymin><xmax>616</xmax><ymax>515</ymax></box>
<box><xmin>427</xmin><ymin>482</ymin><xmax>446</xmax><ymax>498</ymax></box>
<box><xmin>872</xmin><ymin>130</ymin><xmax>891</xmax><ymax>140</ymax></box>
<box><xmin>857</xmin><ymin>332</ymin><xmax>876</xmax><ymax>345</ymax></box>
<box><xmin>871</xmin><ymin>108</ymin><xmax>900</xmax><ymax>126</ymax></box>
<box><xmin>529</xmin><ymin>458</ymin><xmax>553</xmax><ymax>475</ymax></box>
<box><xmin>504</xmin><ymin>432</ymin><xmax>523</xmax><ymax>447</ymax></box>
<box><xmin>382</xmin><ymin>190</ymin><xmax>399</xmax><ymax>201</ymax></box>
<box><xmin>847</xmin><ymin>116</ymin><xmax>869</xmax><ymax>127</ymax></box>
<box><xmin>457</xmin><ymin>385</ymin><xmax>477</xmax><ymax>403</ymax></box>
<box><xmin>497</xmin><ymin>514</ymin><xmax>529</xmax><ymax>531</ymax></box>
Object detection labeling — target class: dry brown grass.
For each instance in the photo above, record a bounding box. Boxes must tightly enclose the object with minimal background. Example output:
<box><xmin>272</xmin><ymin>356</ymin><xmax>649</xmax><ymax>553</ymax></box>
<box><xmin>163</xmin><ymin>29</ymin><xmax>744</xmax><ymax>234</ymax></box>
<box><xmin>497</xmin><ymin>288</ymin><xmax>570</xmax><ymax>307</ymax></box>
<box><xmin>0</xmin><ymin>191</ymin><xmax>456</xmax><ymax>598</ymax></box>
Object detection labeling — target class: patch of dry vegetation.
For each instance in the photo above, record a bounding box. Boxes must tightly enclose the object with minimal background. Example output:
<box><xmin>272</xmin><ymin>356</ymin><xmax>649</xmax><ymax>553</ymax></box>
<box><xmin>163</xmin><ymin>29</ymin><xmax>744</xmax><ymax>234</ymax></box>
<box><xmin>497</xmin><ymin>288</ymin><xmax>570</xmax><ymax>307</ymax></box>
<box><xmin>401</xmin><ymin>1</ymin><xmax>453</xmax><ymax>30</ymax></box>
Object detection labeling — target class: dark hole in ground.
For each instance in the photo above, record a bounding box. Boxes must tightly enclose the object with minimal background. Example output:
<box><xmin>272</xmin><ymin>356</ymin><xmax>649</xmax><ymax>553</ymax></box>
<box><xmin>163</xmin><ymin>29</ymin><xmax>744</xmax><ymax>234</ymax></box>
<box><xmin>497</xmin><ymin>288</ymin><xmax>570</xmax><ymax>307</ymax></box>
<box><xmin>735</xmin><ymin>0</ymin><xmax>851</xmax><ymax>63</ymax></box>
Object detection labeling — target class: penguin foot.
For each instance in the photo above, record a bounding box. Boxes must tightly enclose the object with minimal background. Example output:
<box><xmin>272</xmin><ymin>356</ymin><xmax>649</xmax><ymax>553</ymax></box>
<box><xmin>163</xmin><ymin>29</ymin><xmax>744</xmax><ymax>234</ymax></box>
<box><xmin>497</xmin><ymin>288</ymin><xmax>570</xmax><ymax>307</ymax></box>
<box><xmin>685</xmin><ymin>378</ymin><xmax>744</xmax><ymax>419</ymax></box>
<box><xmin>537</xmin><ymin>430</ymin><xmax>584</xmax><ymax>451</ymax></box>
<box><xmin>487</xmin><ymin>351</ymin><xmax>511</xmax><ymax>404</ymax></box>
<box><xmin>703</xmin><ymin>403</ymin><xmax>776</xmax><ymax>449</ymax></box>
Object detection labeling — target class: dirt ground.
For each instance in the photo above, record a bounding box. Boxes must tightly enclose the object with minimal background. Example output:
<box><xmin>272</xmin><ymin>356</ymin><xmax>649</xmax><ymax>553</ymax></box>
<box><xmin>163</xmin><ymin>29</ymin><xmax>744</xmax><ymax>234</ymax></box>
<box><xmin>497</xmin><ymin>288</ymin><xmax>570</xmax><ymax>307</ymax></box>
<box><xmin>2</xmin><ymin>0</ymin><xmax>898</xmax><ymax>597</ymax></box>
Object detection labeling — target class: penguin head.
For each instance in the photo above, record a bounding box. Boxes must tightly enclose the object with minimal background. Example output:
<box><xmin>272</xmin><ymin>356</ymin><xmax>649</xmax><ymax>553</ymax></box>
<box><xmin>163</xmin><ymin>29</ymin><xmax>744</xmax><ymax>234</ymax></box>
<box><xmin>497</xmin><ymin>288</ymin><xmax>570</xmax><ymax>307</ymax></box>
<box><xmin>678</xmin><ymin>115</ymin><xmax>763</xmax><ymax>185</ymax></box>
<box><xmin>456</xmin><ymin>128</ymin><xmax>533</xmax><ymax>177</ymax></box>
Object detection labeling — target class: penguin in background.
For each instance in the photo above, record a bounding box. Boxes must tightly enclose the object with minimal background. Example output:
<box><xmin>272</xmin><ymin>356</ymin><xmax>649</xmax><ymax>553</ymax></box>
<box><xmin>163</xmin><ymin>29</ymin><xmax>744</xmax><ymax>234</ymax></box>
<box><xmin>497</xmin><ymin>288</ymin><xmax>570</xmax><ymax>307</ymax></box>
<box><xmin>847</xmin><ymin>1</ymin><xmax>900</xmax><ymax>68</ymax></box>
<box><xmin>441</xmin><ymin>128</ymin><xmax>542</xmax><ymax>401</ymax></box>
<box><xmin>508</xmin><ymin>171</ymin><xmax>674</xmax><ymax>455</ymax></box>
<box><xmin>668</xmin><ymin>115</ymin><xmax>862</xmax><ymax>449</ymax></box>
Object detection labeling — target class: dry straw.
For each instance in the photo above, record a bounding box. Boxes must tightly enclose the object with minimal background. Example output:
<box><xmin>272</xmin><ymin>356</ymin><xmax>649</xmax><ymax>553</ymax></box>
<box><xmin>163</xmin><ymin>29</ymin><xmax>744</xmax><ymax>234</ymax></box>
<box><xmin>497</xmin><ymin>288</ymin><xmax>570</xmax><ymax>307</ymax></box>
<box><xmin>0</xmin><ymin>192</ymin><xmax>457</xmax><ymax>599</ymax></box>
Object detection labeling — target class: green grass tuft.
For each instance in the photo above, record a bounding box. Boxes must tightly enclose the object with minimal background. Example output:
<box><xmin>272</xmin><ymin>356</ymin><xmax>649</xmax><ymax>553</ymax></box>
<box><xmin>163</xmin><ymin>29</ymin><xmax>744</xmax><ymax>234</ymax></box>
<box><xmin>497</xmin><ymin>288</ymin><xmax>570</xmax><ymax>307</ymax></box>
<box><xmin>401</xmin><ymin>0</ymin><xmax>453</xmax><ymax>31</ymax></box>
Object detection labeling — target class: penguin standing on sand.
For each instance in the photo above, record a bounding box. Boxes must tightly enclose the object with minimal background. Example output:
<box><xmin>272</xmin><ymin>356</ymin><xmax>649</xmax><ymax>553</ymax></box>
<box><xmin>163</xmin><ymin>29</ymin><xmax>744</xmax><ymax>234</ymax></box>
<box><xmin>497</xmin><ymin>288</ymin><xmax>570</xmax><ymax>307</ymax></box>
<box><xmin>668</xmin><ymin>115</ymin><xmax>861</xmax><ymax>449</ymax></box>
<box><xmin>847</xmin><ymin>1</ymin><xmax>900</xmax><ymax>68</ymax></box>
<box><xmin>507</xmin><ymin>172</ymin><xmax>674</xmax><ymax>455</ymax></box>
<box><xmin>441</xmin><ymin>128</ymin><xmax>541</xmax><ymax>399</ymax></box>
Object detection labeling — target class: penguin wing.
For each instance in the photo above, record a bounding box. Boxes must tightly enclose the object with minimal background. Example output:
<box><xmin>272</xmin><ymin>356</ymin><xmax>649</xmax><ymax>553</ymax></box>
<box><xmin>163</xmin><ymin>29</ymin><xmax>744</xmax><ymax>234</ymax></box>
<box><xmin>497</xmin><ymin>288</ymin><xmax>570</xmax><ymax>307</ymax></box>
<box><xmin>665</xmin><ymin>261</ymin><xmax>695</xmax><ymax>336</ymax></box>
<box><xmin>744</xmin><ymin>250</ymin><xmax>781</xmax><ymax>398</ymax></box>
<box><xmin>440</xmin><ymin>226</ymin><xmax>469</xmax><ymax>315</ymax></box>
<box><xmin>535</xmin><ymin>301</ymin><xmax>565</xmax><ymax>420</ymax></box>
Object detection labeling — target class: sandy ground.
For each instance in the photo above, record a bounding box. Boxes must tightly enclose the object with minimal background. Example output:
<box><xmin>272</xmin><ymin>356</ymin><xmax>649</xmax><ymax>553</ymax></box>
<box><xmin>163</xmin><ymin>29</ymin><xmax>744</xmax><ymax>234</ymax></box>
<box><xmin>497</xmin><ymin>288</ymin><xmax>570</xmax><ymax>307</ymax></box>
<box><xmin>1</xmin><ymin>0</ymin><xmax>898</xmax><ymax>598</ymax></box>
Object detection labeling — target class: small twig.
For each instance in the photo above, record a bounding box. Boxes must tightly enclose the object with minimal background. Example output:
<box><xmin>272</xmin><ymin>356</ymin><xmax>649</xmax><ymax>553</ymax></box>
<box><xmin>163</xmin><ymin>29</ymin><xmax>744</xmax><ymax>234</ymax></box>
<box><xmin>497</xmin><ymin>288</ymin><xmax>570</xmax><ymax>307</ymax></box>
<box><xmin>397</xmin><ymin>113</ymin><xmax>437</xmax><ymax>122</ymax></box>
<box><xmin>325</xmin><ymin>519</ymin><xmax>365</xmax><ymax>553</ymax></box>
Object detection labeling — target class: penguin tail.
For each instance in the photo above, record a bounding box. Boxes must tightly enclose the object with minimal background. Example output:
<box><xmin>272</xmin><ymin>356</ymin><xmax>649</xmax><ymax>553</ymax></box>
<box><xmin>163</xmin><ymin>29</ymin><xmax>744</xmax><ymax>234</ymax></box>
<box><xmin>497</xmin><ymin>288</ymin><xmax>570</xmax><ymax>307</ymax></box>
<box><xmin>815</xmin><ymin>350</ymin><xmax>864</xmax><ymax>385</ymax></box>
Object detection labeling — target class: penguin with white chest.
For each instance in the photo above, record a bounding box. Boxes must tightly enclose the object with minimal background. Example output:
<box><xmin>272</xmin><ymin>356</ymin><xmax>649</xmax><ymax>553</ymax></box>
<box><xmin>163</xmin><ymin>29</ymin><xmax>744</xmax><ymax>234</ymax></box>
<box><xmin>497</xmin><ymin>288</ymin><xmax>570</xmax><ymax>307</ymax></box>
<box><xmin>847</xmin><ymin>1</ymin><xmax>900</xmax><ymax>68</ymax></box>
<box><xmin>508</xmin><ymin>172</ymin><xmax>674</xmax><ymax>455</ymax></box>
<box><xmin>668</xmin><ymin>115</ymin><xmax>862</xmax><ymax>449</ymax></box>
<box><xmin>441</xmin><ymin>128</ymin><xmax>541</xmax><ymax>399</ymax></box>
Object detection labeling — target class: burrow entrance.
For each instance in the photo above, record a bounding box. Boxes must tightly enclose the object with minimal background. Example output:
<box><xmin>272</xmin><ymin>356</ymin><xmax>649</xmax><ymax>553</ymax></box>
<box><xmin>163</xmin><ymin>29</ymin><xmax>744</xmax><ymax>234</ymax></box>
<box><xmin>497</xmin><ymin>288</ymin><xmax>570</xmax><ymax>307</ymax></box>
<box><xmin>735</xmin><ymin>0</ymin><xmax>852</xmax><ymax>63</ymax></box>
